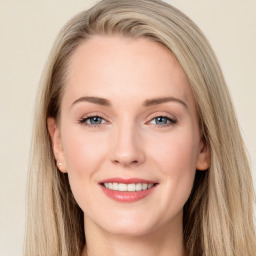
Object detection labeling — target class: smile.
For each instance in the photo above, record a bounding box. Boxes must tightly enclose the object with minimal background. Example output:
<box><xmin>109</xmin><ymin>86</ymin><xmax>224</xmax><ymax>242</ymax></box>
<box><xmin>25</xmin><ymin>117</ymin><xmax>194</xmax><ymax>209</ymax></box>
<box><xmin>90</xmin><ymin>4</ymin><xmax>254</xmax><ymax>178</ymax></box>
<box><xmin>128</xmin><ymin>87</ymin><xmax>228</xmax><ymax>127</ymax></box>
<box><xmin>102</xmin><ymin>182</ymin><xmax>154</xmax><ymax>191</ymax></box>
<box><xmin>99</xmin><ymin>178</ymin><xmax>158</xmax><ymax>202</ymax></box>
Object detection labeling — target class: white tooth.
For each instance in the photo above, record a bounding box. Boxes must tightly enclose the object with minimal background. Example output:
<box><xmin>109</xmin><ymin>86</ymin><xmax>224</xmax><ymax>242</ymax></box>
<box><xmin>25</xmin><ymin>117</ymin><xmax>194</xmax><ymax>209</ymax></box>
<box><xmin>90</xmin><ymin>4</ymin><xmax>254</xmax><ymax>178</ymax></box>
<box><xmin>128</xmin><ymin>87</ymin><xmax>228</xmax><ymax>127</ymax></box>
<box><xmin>118</xmin><ymin>183</ymin><xmax>127</xmax><ymax>191</ymax></box>
<box><xmin>142</xmin><ymin>183</ymin><xmax>148</xmax><ymax>190</ymax></box>
<box><xmin>113</xmin><ymin>183</ymin><xmax>118</xmax><ymax>190</ymax></box>
<box><xmin>128</xmin><ymin>183</ymin><xmax>136</xmax><ymax>191</ymax></box>
<box><xmin>105</xmin><ymin>182</ymin><xmax>154</xmax><ymax>191</ymax></box>
<box><xmin>148</xmin><ymin>183</ymin><xmax>154</xmax><ymax>189</ymax></box>
<box><xmin>136</xmin><ymin>183</ymin><xmax>143</xmax><ymax>191</ymax></box>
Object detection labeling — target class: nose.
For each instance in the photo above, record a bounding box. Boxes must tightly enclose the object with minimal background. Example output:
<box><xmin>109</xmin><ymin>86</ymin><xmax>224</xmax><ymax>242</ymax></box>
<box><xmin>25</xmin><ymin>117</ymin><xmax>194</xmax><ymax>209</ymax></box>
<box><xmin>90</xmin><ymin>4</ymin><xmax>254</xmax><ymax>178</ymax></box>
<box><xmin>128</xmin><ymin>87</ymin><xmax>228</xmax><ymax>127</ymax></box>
<box><xmin>110</xmin><ymin>122</ymin><xmax>145</xmax><ymax>167</ymax></box>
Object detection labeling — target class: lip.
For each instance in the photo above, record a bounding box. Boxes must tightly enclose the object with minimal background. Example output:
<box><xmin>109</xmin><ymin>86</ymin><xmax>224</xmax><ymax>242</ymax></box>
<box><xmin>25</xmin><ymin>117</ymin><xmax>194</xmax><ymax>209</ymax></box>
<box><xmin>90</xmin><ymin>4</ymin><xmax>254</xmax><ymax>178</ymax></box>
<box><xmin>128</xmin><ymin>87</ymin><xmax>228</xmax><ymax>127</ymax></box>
<box><xmin>98</xmin><ymin>177</ymin><xmax>158</xmax><ymax>203</ymax></box>
<box><xmin>98</xmin><ymin>177</ymin><xmax>157</xmax><ymax>184</ymax></box>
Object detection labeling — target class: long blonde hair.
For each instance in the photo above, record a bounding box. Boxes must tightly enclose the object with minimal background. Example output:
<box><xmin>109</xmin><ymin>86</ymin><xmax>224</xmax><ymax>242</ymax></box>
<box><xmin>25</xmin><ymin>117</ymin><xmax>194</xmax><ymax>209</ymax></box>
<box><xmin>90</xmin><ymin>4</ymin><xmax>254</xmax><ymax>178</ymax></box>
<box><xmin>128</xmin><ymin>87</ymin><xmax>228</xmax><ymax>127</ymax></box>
<box><xmin>24</xmin><ymin>0</ymin><xmax>256</xmax><ymax>255</ymax></box>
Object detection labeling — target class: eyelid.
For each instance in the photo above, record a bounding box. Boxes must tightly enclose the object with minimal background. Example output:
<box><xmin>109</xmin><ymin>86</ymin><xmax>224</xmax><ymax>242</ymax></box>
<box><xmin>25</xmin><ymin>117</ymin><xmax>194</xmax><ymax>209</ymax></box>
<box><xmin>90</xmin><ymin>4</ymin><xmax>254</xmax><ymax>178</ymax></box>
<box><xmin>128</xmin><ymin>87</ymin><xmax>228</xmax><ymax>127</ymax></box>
<box><xmin>80</xmin><ymin>111</ymin><xmax>109</xmax><ymax>120</ymax></box>
<box><xmin>147</xmin><ymin>112</ymin><xmax>177</xmax><ymax>122</ymax></box>
<box><xmin>78</xmin><ymin>112</ymin><xmax>110</xmax><ymax>126</ymax></box>
<box><xmin>146</xmin><ymin>112</ymin><xmax>177</xmax><ymax>127</ymax></box>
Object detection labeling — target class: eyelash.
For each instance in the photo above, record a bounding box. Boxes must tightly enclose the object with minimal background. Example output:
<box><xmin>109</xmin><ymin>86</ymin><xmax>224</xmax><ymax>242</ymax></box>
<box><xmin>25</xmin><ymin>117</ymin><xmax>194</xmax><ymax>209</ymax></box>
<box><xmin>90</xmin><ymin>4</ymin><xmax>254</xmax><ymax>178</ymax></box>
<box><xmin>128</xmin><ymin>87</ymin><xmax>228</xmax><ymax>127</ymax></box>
<box><xmin>78</xmin><ymin>114</ymin><xmax>108</xmax><ymax>128</ymax></box>
<box><xmin>78</xmin><ymin>114</ymin><xmax>177</xmax><ymax>128</ymax></box>
<box><xmin>149</xmin><ymin>114</ymin><xmax>177</xmax><ymax>128</ymax></box>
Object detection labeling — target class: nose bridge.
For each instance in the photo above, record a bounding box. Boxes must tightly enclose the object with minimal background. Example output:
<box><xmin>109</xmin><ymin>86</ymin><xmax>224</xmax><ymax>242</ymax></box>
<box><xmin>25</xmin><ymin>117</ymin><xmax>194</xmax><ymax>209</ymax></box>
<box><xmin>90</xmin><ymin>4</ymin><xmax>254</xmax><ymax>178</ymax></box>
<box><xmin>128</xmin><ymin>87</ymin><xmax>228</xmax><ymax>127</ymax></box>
<box><xmin>110</xmin><ymin>117</ymin><xmax>145</xmax><ymax>166</ymax></box>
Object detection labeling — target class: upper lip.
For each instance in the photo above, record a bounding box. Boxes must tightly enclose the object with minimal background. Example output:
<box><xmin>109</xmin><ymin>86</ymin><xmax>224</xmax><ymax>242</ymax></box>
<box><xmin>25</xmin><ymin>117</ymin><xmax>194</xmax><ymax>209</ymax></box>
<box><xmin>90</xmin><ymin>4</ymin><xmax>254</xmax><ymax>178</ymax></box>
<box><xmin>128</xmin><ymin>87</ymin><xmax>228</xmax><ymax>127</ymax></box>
<box><xmin>98</xmin><ymin>177</ymin><xmax>158</xmax><ymax>184</ymax></box>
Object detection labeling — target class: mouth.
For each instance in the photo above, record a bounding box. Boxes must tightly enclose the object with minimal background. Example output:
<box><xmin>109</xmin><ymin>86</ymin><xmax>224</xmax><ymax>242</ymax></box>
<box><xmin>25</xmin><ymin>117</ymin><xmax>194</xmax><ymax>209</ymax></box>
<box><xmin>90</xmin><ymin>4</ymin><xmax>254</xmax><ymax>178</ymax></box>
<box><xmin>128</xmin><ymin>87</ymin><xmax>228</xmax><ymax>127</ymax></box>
<box><xmin>98</xmin><ymin>178</ymin><xmax>159</xmax><ymax>202</ymax></box>
<box><xmin>100</xmin><ymin>182</ymin><xmax>156</xmax><ymax>191</ymax></box>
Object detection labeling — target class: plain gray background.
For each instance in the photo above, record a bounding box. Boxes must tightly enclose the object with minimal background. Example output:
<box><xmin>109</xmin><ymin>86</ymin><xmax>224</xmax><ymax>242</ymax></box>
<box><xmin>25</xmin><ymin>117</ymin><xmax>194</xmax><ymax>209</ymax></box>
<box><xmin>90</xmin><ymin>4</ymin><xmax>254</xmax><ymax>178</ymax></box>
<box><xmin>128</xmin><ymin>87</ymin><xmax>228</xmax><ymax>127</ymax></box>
<box><xmin>0</xmin><ymin>0</ymin><xmax>255</xmax><ymax>255</ymax></box>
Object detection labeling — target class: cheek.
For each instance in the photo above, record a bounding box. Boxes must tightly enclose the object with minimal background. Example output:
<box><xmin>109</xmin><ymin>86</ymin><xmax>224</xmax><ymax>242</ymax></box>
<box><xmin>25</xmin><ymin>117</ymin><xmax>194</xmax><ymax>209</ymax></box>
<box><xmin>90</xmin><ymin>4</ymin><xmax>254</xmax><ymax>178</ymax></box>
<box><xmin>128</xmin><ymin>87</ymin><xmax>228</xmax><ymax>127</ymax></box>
<box><xmin>62</xmin><ymin>127</ymin><xmax>107</xmax><ymax>173</ymax></box>
<box><xmin>60</xmin><ymin>127</ymin><xmax>109</xmax><ymax>208</ymax></box>
<box><xmin>147</xmin><ymin>128</ymin><xmax>199</xmax><ymax>208</ymax></box>
<box><xmin>149</xmin><ymin>129</ymin><xmax>199</xmax><ymax>173</ymax></box>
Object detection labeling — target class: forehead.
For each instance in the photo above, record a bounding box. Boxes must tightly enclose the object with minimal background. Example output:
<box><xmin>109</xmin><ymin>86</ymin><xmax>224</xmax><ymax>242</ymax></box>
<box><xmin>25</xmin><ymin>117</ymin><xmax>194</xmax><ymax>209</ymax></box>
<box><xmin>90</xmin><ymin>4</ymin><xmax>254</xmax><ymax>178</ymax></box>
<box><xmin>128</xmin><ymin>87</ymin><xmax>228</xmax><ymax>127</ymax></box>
<box><xmin>63</xmin><ymin>35</ymin><xmax>195</xmax><ymax>109</ymax></box>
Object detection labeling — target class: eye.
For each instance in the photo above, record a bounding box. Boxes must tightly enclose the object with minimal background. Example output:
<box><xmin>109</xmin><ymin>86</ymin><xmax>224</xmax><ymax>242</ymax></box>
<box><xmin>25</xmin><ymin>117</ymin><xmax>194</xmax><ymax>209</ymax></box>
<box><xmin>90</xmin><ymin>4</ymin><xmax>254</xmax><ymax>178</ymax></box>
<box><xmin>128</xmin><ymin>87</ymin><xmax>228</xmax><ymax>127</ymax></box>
<box><xmin>78</xmin><ymin>115</ymin><xmax>107</xmax><ymax>126</ymax></box>
<box><xmin>149</xmin><ymin>116</ymin><xmax>177</xmax><ymax>126</ymax></box>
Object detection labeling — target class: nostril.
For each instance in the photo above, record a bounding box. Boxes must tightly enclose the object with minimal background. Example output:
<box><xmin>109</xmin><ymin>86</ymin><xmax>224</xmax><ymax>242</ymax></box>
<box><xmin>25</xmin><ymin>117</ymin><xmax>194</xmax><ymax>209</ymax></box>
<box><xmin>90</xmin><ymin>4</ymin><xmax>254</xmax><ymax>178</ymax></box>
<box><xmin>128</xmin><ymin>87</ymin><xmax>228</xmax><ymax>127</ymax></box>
<box><xmin>112</xmin><ymin>159</ymin><xmax>139</xmax><ymax>165</ymax></box>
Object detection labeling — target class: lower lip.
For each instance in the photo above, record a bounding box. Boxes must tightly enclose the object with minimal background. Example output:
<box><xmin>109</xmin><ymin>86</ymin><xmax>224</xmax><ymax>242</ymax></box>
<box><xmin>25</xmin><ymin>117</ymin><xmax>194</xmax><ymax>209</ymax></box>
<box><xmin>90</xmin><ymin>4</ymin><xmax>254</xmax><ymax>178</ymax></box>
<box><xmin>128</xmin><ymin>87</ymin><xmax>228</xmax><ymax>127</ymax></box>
<box><xmin>100</xmin><ymin>184</ymin><xmax>157</xmax><ymax>202</ymax></box>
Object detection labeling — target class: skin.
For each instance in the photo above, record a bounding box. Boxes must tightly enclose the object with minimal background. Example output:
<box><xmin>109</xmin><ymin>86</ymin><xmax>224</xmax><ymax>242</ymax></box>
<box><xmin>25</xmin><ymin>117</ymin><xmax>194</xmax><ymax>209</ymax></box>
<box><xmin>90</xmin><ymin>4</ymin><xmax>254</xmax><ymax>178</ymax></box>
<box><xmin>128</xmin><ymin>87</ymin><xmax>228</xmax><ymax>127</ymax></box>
<box><xmin>48</xmin><ymin>36</ymin><xmax>210</xmax><ymax>256</ymax></box>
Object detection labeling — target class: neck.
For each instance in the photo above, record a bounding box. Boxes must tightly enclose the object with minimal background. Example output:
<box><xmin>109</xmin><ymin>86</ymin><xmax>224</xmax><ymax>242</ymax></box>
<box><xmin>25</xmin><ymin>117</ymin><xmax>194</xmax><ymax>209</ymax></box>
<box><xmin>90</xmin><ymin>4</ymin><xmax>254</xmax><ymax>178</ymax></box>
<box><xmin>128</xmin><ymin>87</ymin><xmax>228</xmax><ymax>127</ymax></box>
<box><xmin>81</xmin><ymin>214</ymin><xmax>184</xmax><ymax>256</ymax></box>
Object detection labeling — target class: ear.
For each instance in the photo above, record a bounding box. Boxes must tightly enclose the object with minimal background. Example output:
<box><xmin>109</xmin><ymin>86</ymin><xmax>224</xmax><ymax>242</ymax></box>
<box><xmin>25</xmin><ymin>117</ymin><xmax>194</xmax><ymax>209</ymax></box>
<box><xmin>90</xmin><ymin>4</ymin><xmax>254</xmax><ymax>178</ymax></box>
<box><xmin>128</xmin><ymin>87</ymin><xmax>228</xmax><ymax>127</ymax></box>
<box><xmin>196</xmin><ymin>139</ymin><xmax>211</xmax><ymax>171</ymax></box>
<box><xmin>47</xmin><ymin>117</ymin><xmax>67</xmax><ymax>173</ymax></box>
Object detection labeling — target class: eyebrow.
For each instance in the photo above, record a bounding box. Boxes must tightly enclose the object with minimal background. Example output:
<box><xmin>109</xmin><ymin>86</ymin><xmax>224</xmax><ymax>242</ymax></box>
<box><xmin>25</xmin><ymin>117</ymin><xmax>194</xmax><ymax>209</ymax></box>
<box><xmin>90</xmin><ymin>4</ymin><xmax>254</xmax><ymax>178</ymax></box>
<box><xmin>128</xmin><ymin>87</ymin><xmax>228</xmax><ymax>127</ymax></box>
<box><xmin>71</xmin><ymin>96</ymin><xmax>111</xmax><ymax>107</ymax></box>
<box><xmin>143</xmin><ymin>97</ymin><xmax>187</xmax><ymax>108</ymax></box>
<box><xmin>71</xmin><ymin>96</ymin><xmax>187</xmax><ymax>109</ymax></box>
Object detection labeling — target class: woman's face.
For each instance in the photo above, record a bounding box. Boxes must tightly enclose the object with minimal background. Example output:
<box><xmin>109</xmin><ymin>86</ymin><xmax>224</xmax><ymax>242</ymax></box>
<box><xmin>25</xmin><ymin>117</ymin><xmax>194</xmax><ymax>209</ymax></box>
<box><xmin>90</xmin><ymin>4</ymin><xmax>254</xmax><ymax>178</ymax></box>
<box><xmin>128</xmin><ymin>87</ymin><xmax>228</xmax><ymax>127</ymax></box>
<box><xmin>49</xmin><ymin>36</ymin><xmax>210</xmax><ymax>236</ymax></box>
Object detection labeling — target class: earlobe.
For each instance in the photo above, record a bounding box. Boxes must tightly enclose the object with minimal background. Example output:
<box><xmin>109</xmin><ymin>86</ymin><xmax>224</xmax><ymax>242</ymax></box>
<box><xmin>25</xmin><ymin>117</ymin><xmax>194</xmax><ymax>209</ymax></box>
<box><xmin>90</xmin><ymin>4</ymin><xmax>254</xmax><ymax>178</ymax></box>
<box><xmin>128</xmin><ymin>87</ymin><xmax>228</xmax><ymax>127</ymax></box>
<box><xmin>196</xmin><ymin>140</ymin><xmax>211</xmax><ymax>171</ymax></box>
<box><xmin>47</xmin><ymin>117</ymin><xmax>67</xmax><ymax>173</ymax></box>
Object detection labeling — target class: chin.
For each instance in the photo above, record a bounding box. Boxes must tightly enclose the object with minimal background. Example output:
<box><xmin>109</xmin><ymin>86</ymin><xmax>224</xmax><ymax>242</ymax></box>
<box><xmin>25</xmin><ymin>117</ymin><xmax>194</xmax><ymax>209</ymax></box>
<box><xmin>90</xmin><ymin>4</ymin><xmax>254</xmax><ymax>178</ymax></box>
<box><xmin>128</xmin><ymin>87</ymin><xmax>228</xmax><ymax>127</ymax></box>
<box><xmin>104</xmin><ymin>222</ymin><xmax>154</xmax><ymax>237</ymax></box>
<box><xmin>93</xmin><ymin>212</ymin><xmax>161</xmax><ymax>237</ymax></box>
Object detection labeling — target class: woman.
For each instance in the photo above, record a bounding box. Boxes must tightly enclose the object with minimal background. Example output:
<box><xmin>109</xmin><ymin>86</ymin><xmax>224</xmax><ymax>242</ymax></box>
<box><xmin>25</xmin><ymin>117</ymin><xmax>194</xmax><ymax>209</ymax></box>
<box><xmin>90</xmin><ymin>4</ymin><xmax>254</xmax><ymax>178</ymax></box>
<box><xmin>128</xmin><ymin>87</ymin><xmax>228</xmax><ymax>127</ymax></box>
<box><xmin>24</xmin><ymin>0</ymin><xmax>256</xmax><ymax>255</ymax></box>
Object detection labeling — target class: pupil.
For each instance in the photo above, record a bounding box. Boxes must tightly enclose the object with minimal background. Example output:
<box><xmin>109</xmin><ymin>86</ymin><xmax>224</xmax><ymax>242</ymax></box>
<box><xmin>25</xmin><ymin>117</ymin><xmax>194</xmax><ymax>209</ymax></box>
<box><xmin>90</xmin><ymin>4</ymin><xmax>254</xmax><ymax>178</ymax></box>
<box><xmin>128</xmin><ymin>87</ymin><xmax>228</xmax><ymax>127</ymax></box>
<box><xmin>92</xmin><ymin>117</ymin><xmax>101</xmax><ymax>124</ymax></box>
<box><xmin>156</xmin><ymin>117</ymin><xmax>167</xmax><ymax>124</ymax></box>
